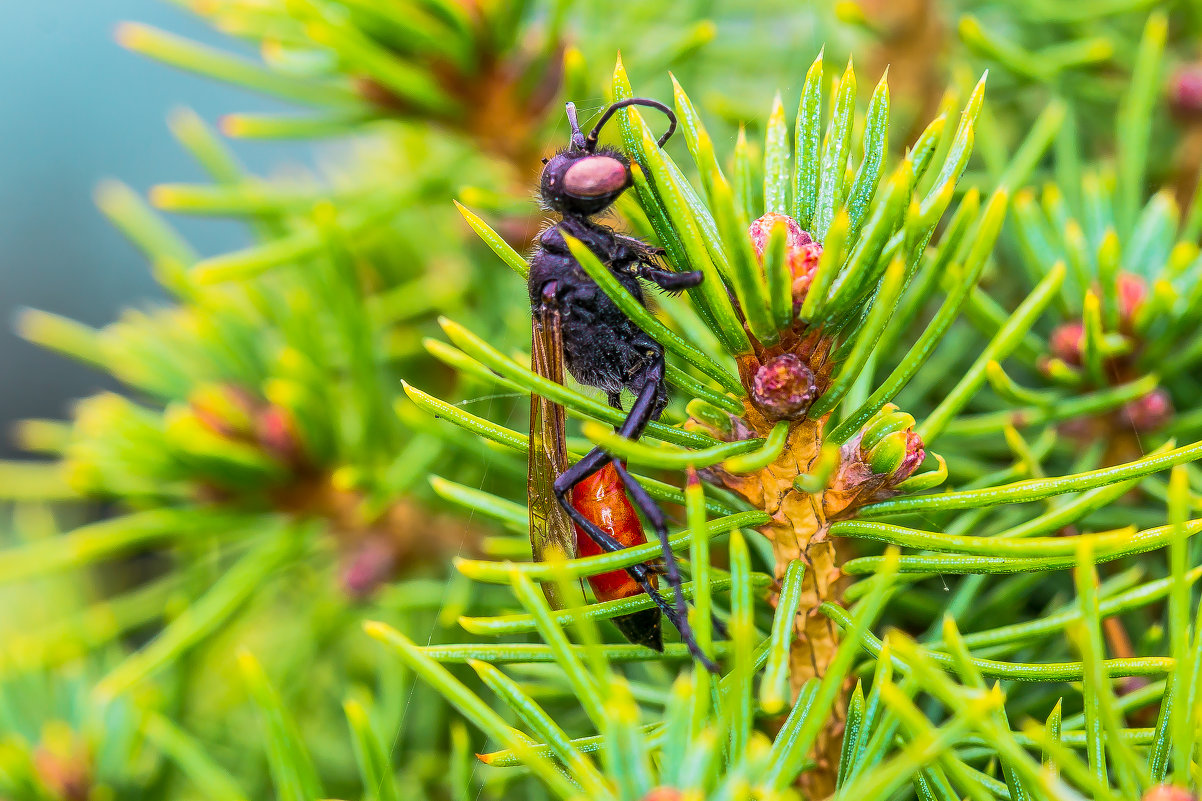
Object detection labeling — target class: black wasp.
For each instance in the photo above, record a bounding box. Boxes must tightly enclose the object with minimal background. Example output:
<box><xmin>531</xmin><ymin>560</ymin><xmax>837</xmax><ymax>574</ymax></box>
<box><xmin>526</xmin><ymin>97</ymin><xmax>718</xmax><ymax>671</ymax></box>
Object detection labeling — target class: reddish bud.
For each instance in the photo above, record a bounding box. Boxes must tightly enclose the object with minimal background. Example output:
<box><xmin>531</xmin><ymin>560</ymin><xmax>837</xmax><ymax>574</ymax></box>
<box><xmin>33</xmin><ymin>744</ymin><xmax>91</xmax><ymax>801</ymax></box>
<box><xmin>256</xmin><ymin>406</ymin><xmax>302</xmax><ymax>463</ymax></box>
<box><xmin>1170</xmin><ymin>64</ymin><xmax>1202</xmax><ymax>118</ymax></box>
<box><xmin>1117</xmin><ymin>272</ymin><xmax>1147</xmax><ymax>322</ymax></box>
<box><xmin>341</xmin><ymin>538</ymin><xmax>398</xmax><ymax>600</ymax></box>
<box><xmin>1048</xmin><ymin>321</ymin><xmax>1085</xmax><ymax>367</ymax></box>
<box><xmin>1143</xmin><ymin>786</ymin><xmax>1196</xmax><ymax>801</ymax></box>
<box><xmin>1122</xmin><ymin>388</ymin><xmax>1173</xmax><ymax>432</ymax></box>
<box><xmin>749</xmin><ymin>212</ymin><xmax>811</xmax><ymax>252</ymax></box>
<box><xmin>641</xmin><ymin>790</ymin><xmax>683</xmax><ymax>801</ymax></box>
<box><xmin>748</xmin><ymin>212</ymin><xmax>823</xmax><ymax>304</ymax></box>
<box><xmin>752</xmin><ymin>354</ymin><xmax>817</xmax><ymax>419</ymax></box>
<box><xmin>894</xmin><ymin>430</ymin><xmax>926</xmax><ymax>481</ymax></box>
<box><xmin>832</xmin><ymin>405</ymin><xmax>927</xmax><ymax>509</ymax></box>
<box><xmin>863</xmin><ymin>429</ymin><xmax>925</xmax><ymax>481</ymax></box>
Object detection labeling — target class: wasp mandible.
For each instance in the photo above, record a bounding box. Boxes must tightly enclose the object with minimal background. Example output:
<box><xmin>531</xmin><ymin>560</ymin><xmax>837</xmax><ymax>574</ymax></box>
<box><xmin>527</xmin><ymin>97</ymin><xmax>718</xmax><ymax>670</ymax></box>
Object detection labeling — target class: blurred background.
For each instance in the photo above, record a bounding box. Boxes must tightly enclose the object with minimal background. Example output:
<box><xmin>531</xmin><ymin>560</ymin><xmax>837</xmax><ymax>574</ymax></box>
<box><xmin>0</xmin><ymin>1</ymin><xmax>313</xmax><ymax>455</ymax></box>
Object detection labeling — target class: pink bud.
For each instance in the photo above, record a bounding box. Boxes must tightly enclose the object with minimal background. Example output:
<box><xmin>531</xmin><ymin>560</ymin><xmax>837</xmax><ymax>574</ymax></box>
<box><xmin>34</xmin><ymin>745</ymin><xmax>91</xmax><ymax>801</ymax></box>
<box><xmin>256</xmin><ymin>406</ymin><xmax>302</xmax><ymax>463</ymax></box>
<box><xmin>749</xmin><ymin>212</ymin><xmax>812</xmax><ymax>252</ymax></box>
<box><xmin>1122</xmin><ymin>388</ymin><xmax>1173</xmax><ymax>432</ymax></box>
<box><xmin>1117</xmin><ymin>272</ymin><xmax>1147</xmax><ymax>323</ymax></box>
<box><xmin>1143</xmin><ymin>786</ymin><xmax>1196</xmax><ymax>801</ymax></box>
<box><xmin>641</xmin><ymin>790</ymin><xmax>684</xmax><ymax>801</ymax></box>
<box><xmin>341</xmin><ymin>538</ymin><xmax>397</xmax><ymax>600</ymax></box>
<box><xmin>751</xmin><ymin>354</ymin><xmax>817</xmax><ymax>419</ymax></box>
<box><xmin>895</xmin><ymin>430</ymin><xmax>926</xmax><ymax>482</ymax></box>
<box><xmin>1170</xmin><ymin>64</ymin><xmax>1202</xmax><ymax>118</ymax></box>
<box><xmin>1048</xmin><ymin>321</ymin><xmax>1085</xmax><ymax>367</ymax></box>
<box><xmin>748</xmin><ymin>213</ymin><xmax>823</xmax><ymax>304</ymax></box>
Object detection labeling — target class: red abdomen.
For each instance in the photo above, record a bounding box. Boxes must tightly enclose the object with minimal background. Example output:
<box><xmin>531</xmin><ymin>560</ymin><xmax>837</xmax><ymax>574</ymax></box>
<box><xmin>570</xmin><ymin>462</ymin><xmax>654</xmax><ymax>602</ymax></box>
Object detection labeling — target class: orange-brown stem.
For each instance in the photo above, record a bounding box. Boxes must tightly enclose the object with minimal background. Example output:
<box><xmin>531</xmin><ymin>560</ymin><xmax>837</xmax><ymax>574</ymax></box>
<box><xmin>702</xmin><ymin>347</ymin><xmax>861</xmax><ymax>798</ymax></box>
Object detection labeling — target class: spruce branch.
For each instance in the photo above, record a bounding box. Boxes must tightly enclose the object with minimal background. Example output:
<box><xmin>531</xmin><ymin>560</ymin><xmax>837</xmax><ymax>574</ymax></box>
<box><xmin>397</xmin><ymin>40</ymin><xmax>1202</xmax><ymax>798</ymax></box>
<box><xmin>8</xmin><ymin>4</ymin><xmax>1202</xmax><ymax>801</ymax></box>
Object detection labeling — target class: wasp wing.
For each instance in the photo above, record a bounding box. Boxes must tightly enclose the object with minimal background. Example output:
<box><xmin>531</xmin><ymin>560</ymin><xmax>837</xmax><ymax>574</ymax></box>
<box><xmin>528</xmin><ymin>292</ymin><xmax>577</xmax><ymax>609</ymax></box>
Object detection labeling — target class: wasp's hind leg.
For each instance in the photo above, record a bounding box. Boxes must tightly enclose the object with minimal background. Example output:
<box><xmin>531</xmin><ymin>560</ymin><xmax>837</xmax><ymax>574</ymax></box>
<box><xmin>550</xmin><ymin>444</ymin><xmax>672</xmax><ymax>649</ymax></box>
<box><xmin>555</xmin><ymin>476</ymin><xmax>718</xmax><ymax>671</ymax></box>
<box><xmin>553</xmin><ymin>358</ymin><xmax>720</xmax><ymax>672</ymax></box>
<box><xmin>610</xmin><ymin>459</ymin><xmax>729</xmax><ymax>643</ymax></box>
<box><xmin>602</xmin><ymin>385</ymin><xmax>727</xmax><ymax>644</ymax></box>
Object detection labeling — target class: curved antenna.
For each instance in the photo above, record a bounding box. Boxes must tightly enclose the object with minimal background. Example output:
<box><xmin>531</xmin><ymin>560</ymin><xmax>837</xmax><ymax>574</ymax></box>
<box><xmin>565</xmin><ymin>102</ymin><xmax>587</xmax><ymax>151</ymax></box>
<box><xmin>585</xmin><ymin>97</ymin><xmax>677</xmax><ymax>152</ymax></box>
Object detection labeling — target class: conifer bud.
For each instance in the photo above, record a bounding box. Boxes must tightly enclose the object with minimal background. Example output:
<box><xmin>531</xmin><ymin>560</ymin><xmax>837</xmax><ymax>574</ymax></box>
<box><xmin>864</xmin><ymin>430</ymin><xmax>925</xmax><ymax>482</ymax></box>
<box><xmin>860</xmin><ymin>408</ymin><xmax>917</xmax><ymax>453</ymax></box>
<box><xmin>1047</xmin><ymin>321</ymin><xmax>1085</xmax><ymax>367</ymax></box>
<box><xmin>1117</xmin><ymin>272</ymin><xmax>1147</xmax><ymax>322</ymax></box>
<box><xmin>748</xmin><ymin>212</ymin><xmax>823</xmax><ymax>303</ymax></box>
<box><xmin>866</xmin><ymin>431</ymin><xmax>908</xmax><ymax>474</ymax></box>
<box><xmin>256</xmin><ymin>405</ymin><xmax>303</xmax><ymax>464</ymax></box>
<box><xmin>1143</xmin><ymin>786</ymin><xmax>1196</xmax><ymax>801</ymax></box>
<box><xmin>1122</xmin><ymin>388</ymin><xmax>1173</xmax><ymax>432</ymax></box>
<box><xmin>341</xmin><ymin>537</ymin><xmax>398</xmax><ymax>600</ymax></box>
<box><xmin>1170</xmin><ymin>64</ymin><xmax>1202</xmax><ymax>118</ymax></box>
<box><xmin>828</xmin><ymin>404</ymin><xmax>928</xmax><ymax>511</ymax></box>
<box><xmin>751</xmin><ymin>354</ymin><xmax>817</xmax><ymax>419</ymax></box>
<box><xmin>641</xmin><ymin>790</ymin><xmax>683</xmax><ymax>801</ymax></box>
<box><xmin>854</xmin><ymin>404</ymin><xmax>925</xmax><ymax>483</ymax></box>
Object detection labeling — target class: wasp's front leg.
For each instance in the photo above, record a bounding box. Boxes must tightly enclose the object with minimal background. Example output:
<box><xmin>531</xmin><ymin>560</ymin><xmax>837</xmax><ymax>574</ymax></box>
<box><xmin>614</xmin><ymin>235</ymin><xmax>704</xmax><ymax>292</ymax></box>
<box><xmin>637</xmin><ymin>263</ymin><xmax>704</xmax><ymax>294</ymax></box>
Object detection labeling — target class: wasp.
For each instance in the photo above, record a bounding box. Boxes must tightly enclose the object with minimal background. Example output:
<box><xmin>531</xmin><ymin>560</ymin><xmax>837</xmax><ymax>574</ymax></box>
<box><xmin>527</xmin><ymin>98</ymin><xmax>718</xmax><ymax>670</ymax></box>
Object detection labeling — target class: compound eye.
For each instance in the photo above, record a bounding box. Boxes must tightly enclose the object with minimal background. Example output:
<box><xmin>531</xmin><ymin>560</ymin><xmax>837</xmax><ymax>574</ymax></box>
<box><xmin>562</xmin><ymin>156</ymin><xmax>628</xmax><ymax>198</ymax></box>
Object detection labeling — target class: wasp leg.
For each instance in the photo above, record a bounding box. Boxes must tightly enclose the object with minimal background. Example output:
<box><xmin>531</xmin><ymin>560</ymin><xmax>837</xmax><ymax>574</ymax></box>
<box><xmin>639</xmin><ymin>266</ymin><xmax>704</xmax><ymax>294</ymax></box>
<box><xmin>615</xmin><ymin>233</ymin><xmax>703</xmax><ymax>293</ymax></box>
<box><xmin>608</xmin><ymin>458</ymin><xmax>729</xmax><ymax>642</ymax></box>
<box><xmin>610</xmin><ymin>463</ymin><xmax>689</xmax><ymax>624</ymax></box>
<box><xmin>556</xmin><ymin>486</ymin><xmax>717</xmax><ymax>671</ymax></box>
<box><xmin>553</xmin><ymin>360</ymin><xmax>720</xmax><ymax>672</ymax></box>
<box><xmin>551</xmin><ymin>447</ymin><xmax>675</xmax><ymax>647</ymax></box>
